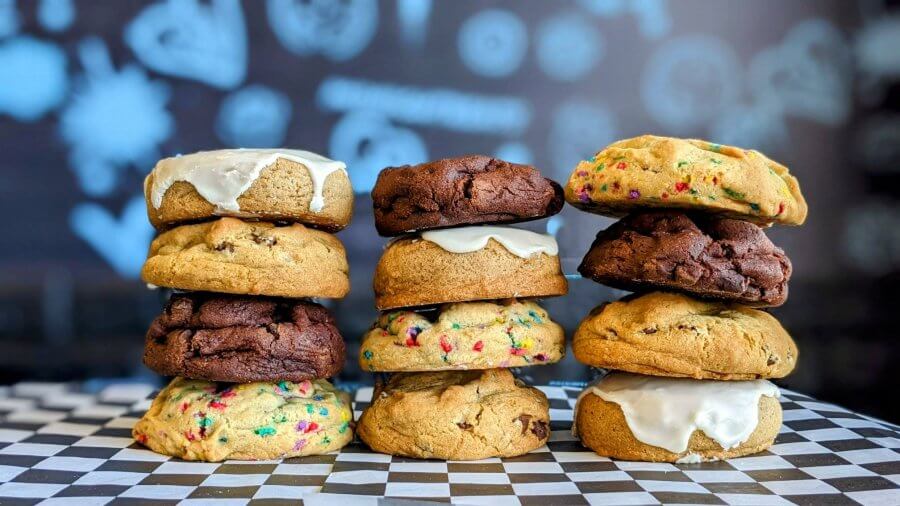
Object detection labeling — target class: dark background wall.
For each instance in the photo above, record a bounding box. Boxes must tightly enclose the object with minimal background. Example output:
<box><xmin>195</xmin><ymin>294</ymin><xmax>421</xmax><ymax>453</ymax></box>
<box><xmin>1</xmin><ymin>0</ymin><xmax>899</xmax><ymax>422</ymax></box>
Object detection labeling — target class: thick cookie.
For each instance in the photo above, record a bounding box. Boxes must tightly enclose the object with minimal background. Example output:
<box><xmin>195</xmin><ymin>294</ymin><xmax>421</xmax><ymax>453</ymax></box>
<box><xmin>372</xmin><ymin>155</ymin><xmax>564</xmax><ymax>236</ymax></box>
<box><xmin>144</xmin><ymin>293</ymin><xmax>345</xmax><ymax>382</ymax></box>
<box><xmin>565</xmin><ymin>135</ymin><xmax>807</xmax><ymax>226</ymax></box>
<box><xmin>133</xmin><ymin>377</ymin><xmax>353</xmax><ymax>461</ymax></box>
<box><xmin>359</xmin><ymin>300</ymin><xmax>564</xmax><ymax>371</ymax></box>
<box><xmin>357</xmin><ymin>369</ymin><xmax>550</xmax><ymax>460</ymax></box>
<box><xmin>579</xmin><ymin>211</ymin><xmax>792</xmax><ymax>306</ymax></box>
<box><xmin>142</xmin><ymin>217</ymin><xmax>350</xmax><ymax>298</ymax></box>
<box><xmin>575</xmin><ymin>372</ymin><xmax>782</xmax><ymax>462</ymax></box>
<box><xmin>572</xmin><ymin>292</ymin><xmax>797</xmax><ymax>380</ymax></box>
<box><xmin>374</xmin><ymin>226</ymin><xmax>567</xmax><ymax>310</ymax></box>
<box><xmin>145</xmin><ymin>149</ymin><xmax>353</xmax><ymax>231</ymax></box>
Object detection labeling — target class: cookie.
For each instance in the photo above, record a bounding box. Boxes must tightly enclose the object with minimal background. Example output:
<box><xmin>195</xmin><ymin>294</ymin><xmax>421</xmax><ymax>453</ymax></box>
<box><xmin>142</xmin><ymin>217</ymin><xmax>350</xmax><ymax>299</ymax></box>
<box><xmin>575</xmin><ymin>372</ymin><xmax>782</xmax><ymax>462</ymax></box>
<box><xmin>357</xmin><ymin>369</ymin><xmax>550</xmax><ymax>460</ymax></box>
<box><xmin>372</xmin><ymin>155</ymin><xmax>564</xmax><ymax>236</ymax></box>
<box><xmin>374</xmin><ymin>226</ymin><xmax>567</xmax><ymax>310</ymax></box>
<box><xmin>133</xmin><ymin>377</ymin><xmax>353</xmax><ymax>461</ymax></box>
<box><xmin>572</xmin><ymin>292</ymin><xmax>797</xmax><ymax>380</ymax></box>
<box><xmin>579</xmin><ymin>211</ymin><xmax>792</xmax><ymax>306</ymax></box>
<box><xmin>359</xmin><ymin>300</ymin><xmax>564</xmax><ymax>371</ymax></box>
<box><xmin>564</xmin><ymin>135</ymin><xmax>807</xmax><ymax>226</ymax></box>
<box><xmin>145</xmin><ymin>149</ymin><xmax>353</xmax><ymax>231</ymax></box>
<box><xmin>144</xmin><ymin>293</ymin><xmax>345</xmax><ymax>382</ymax></box>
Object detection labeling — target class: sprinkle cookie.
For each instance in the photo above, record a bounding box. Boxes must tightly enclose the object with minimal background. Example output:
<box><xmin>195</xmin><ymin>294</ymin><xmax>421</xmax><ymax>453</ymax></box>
<box><xmin>359</xmin><ymin>300</ymin><xmax>564</xmax><ymax>371</ymax></box>
<box><xmin>133</xmin><ymin>377</ymin><xmax>353</xmax><ymax>461</ymax></box>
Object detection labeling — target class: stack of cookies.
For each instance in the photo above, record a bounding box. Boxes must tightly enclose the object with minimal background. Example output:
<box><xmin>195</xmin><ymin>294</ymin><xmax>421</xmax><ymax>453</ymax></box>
<box><xmin>131</xmin><ymin>149</ymin><xmax>356</xmax><ymax>461</ymax></box>
<box><xmin>564</xmin><ymin>135</ymin><xmax>807</xmax><ymax>462</ymax></box>
<box><xmin>356</xmin><ymin>155</ymin><xmax>568</xmax><ymax>460</ymax></box>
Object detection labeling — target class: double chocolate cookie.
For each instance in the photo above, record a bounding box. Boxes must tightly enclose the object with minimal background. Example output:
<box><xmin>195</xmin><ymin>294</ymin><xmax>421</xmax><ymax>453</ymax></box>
<box><xmin>372</xmin><ymin>155</ymin><xmax>564</xmax><ymax>236</ymax></box>
<box><xmin>144</xmin><ymin>293</ymin><xmax>345</xmax><ymax>382</ymax></box>
<box><xmin>579</xmin><ymin>211</ymin><xmax>792</xmax><ymax>306</ymax></box>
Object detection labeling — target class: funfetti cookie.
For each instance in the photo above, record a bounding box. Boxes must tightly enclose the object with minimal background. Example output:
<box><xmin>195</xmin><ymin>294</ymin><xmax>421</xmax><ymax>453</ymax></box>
<box><xmin>145</xmin><ymin>149</ymin><xmax>353</xmax><ymax>231</ymax></box>
<box><xmin>373</xmin><ymin>225</ymin><xmax>567</xmax><ymax>310</ymax></box>
<box><xmin>575</xmin><ymin>372</ymin><xmax>782</xmax><ymax>463</ymax></box>
<box><xmin>357</xmin><ymin>369</ymin><xmax>550</xmax><ymax>460</ymax></box>
<box><xmin>133</xmin><ymin>377</ymin><xmax>353</xmax><ymax>461</ymax></box>
<box><xmin>359</xmin><ymin>299</ymin><xmax>565</xmax><ymax>371</ymax></box>
<box><xmin>372</xmin><ymin>155</ymin><xmax>564</xmax><ymax>236</ymax></box>
<box><xmin>572</xmin><ymin>292</ymin><xmax>798</xmax><ymax>381</ymax></box>
<box><xmin>564</xmin><ymin>135</ymin><xmax>807</xmax><ymax>226</ymax></box>
<box><xmin>142</xmin><ymin>217</ymin><xmax>350</xmax><ymax>299</ymax></box>
<box><xmin>144</xmin><ymin>293</ymin><xmax>345</xmax><ymax>383</ymax></box>
<box><xmin>579</xmin><ymin>211</ymin><xmax>792</xmax><ymax>306</ymax></box>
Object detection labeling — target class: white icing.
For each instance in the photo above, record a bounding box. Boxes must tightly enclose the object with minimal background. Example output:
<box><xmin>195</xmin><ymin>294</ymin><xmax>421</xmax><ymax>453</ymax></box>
<box><xmin>148</xmin><ymin>148</ymin><xmax>346</xmax><ymax>214</ymax></box>
<box><xmin>586</xmin><ymin>372</ymin><xmax>779</xmax><ymax>454</ymax></box>
<box><xmin>676</xmin><ymin>453</ymin><xmax>703</xmax><ymax>464</ymax></box>
<box><xmin>420</xmin><ymin>225</ymin><xmax>558</xmax><ymax>259</ymax></box>
<box><xmin>146</xmin><ymin>283</ymin><xmax>159</xmax><ymax>290</ymax></box>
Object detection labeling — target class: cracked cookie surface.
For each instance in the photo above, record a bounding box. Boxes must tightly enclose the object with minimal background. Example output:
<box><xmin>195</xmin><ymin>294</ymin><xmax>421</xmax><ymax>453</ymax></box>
<box><xmin>360</xmin><ymin>300</ymin><xmax>564</xmax><ymax>371</ymax></box>
<box><xmin>579</xmin><ymin>211</ymin><xmax>792</xmax><ymax>306</ymax></box>
<box><xmin>357</xmin><ymin>369</ymin><xmax>550</xmax><ymax>460</ymax></box>
<box><xmin>133</xmin><ymin>377</ymin><xmax>353</xmax><ymax>461</ymax></box>
<box><xmin>372</xmin><ymin>155</ymin><xmax>564</xmax><ymax>236</ymax></box>
<box><xmin>141</xmin><ymin>217</ymin><xmax>349</xmax><ymax>298</ymax></box>
<box><xmin>144</xmin><ymin>293</ymin><xmax>345</xmax><ymax>382</ymax></box>
<box><xmin>564</xmin><ymin>135</ymin><xmax>807</xmax><ymax>226</ymax></box>
<box><xmin>572</xmin><ymin>292</ymin><xmax>797</xmax><ymax>380</ymax></box>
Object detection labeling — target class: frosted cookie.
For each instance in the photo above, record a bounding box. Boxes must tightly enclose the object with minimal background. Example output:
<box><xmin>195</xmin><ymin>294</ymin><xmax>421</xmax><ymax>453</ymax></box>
<box><xmin>372</xmin><ymin>155</ymin><xmax>564</xmax><ymax>236</ymax></box>
<box><xmin>359</xmin><ymin>300</ymin><xmax>564</xmax><ymax>371</ymax></box>
<box><xmin>573</xmin><ymin>292</ymin><xmax>797</xmax><ymax>380</ymax></box>
<box><xmin>144</xmin><ymin>293</ymin><xmax>345</xmax><ymax>382</ymax></box>
<box><xmin>145</xmin><ymin>149</ymin><xmax>353</xmax><ymax>231</ymax></box>
<box><xmin>575</xmin><ymin>372</ymin><xmax>782</xmax><ymax>462</ymax></box>
<box><xmin>133</xmin><ymin>377</ymin><xmax>353</xmax><ymax>461</ymax></box>
<box><xmin>374</xmin><ymin>225</ymin><xmax>567</xmax><ymax>310</ymax></box>
<box><xmin>357</xmin><ymin>369</ymin><xmax>549</xmax><ymax>460</ymax></box>
<box><xmin>564</xmin><ymin>135</ymin><xmax>807</xmax><ymax>226</ymax></box>
<box><xmin>142</xmin><ymin>217</ymin><xmax>350</xmax><ymax>299</ymax></box>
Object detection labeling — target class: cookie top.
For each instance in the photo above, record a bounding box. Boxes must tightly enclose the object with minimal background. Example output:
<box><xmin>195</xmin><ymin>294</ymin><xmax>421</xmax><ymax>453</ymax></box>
<box><xmin>142</xmin><ymin>217</ymin><xmax>350</xmax><ymax>299</ymax></box>
<box><xmin>372</xmin><ymin>155</ymin><xmax>564</xmax><ymax>236</ymax></box>
<box><xmin>133</xmin><ymin>377</ymin><xmax>353</xmax><ymax>461</ymax></box>
<box><xmin>144</xmin><ymin>293</ymin><xmax>345</xmax><ymax>382</ymax></box>
<box><xmin>564</xmin><ymin>135</ymin><xmax>807</xmax><ymax>226</ymax></box>
<box><xmin>356</xmin><ymin>369</ymin><xmax>550</xmax><ymax>460</ymax></box>
<box><xmin>579</xmin><ymin>211</ymin><xmax>792</xmax><ymax>306</ymax></box>
<box><xmin>359</xmin><ymin>299</ymin><xmax>565</xmax><ymax>371</ymax></box>
<box><xmin>572</xmin><ymin>292</ymin><xmax>798</xmax><ymax>380</ymax></box>
<box><xmin>145</xmin><ymin>149</ymin><xmax>353</xmax><ymax>231</ymax></box>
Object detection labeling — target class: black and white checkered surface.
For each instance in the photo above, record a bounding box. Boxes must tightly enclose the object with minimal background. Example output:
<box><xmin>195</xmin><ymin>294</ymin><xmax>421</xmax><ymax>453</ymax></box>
<box><xmin>0</xmin><ymin>382</ymin><xmax>897</xmax><ymax>505</ymax></box>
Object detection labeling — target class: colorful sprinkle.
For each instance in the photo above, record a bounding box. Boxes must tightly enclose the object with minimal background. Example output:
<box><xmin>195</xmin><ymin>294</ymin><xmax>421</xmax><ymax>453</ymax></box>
<box><xmin>254</xmin><ymin>426</ymin><xmax>276</xmax><ymax>437</ymax></box>
<box><xmin>135</xmin><ymin>432</ymin><xmax>148</xmax><ymax>444</ymax></box>
<box><xmin>576</xmin><ymin>170</ymin><xmax>588</xmax><ymax>177</ymax></box>
<box><xmin>209</xmin><ymin>400</ymin><xmax>227</xmax><ymax>410</ymax></box>
<box><xmin>535</xmin><ymin>353</ymin><xmax>548</xmax><ymax>362</ymax></box>
<box><xmin>473</xmin><ymin>340</ymin><xmax>484</xmax><ymax>352</ymax></box>
<box><xmin>612</xmin><ymin>182</ymin><xmax>621</xmax><ymax>191</ymax></box>
<box><xmin>439</xmin><ymin>335</ymin><xmax>452</xmax><ymax>353</ymax></box>
<box><xmin>292</xmin><ymin>439</ymin><xmax>307</xmax><ymax>451</ymax></box>
<box><xmin>510</xmin><ymin>347</ymin><xmax>527</xmax><ymax>356</ymax></box>
<box><xmin>600</xmin><ymin>183</ymin><xmax>608</xmax><ymax>192</ymax></box>
<box><xmin>528</xmin><ymin>310</ymin><xmax>543</xmax><ymax>323</ymax></box>
<box><xmin>628</xmin><ymin>189</ymin><xmax>640</xmax><ymax>200</ymax></box>
<box><xmin>709</xmin><ymin>143</ymin><xmax>721</xmax><ymax>152</ymax></box>
<box><xmin>451</xmin><ymin>322</ymin><xmax>461</xmax><ymax>330</ymax></box>
<box><xmin>319</xmin><ymin>407</ymin><xmax>329</xmax><ymax>416</ymax></box>
<box><xmin>661</xmin><ymin>192</ymin><xmax>669</xmax><ymax>199</ymax></box>
<box><xmin>405</xmin><ymin>326</ymin><xmax>421</xmax><ymax>347</ymax></box>
<box><xmin>675</xmin><ymin>182</ymin><xmax>690</xmax><ymax>193</ymax></box>
<box><xmin>218</xmin><ymin>436</ymin><xmax>228</xmax><ymax>443</ymax></box>
<box><xmin>749</xmin><ymin>203</ymin><xmax>760</xmax><ymax>212</ymax></box>
<box><xmin>595</xmin><ymin>162</ymin><xmax>605</xmax><ymax>171</ymax></box>
<box><xmin>306</xmin><ymin>404</ymin><xmax>314</xmax><ymax>414</ymax></box>
<box><xmin>722</xmin><ymin>187</ymin><xmax>745</xmax><ymax>200</ymax></box>
<box><xmin>776</xmin><ymin>202</ymin><xmax>785</xmax><ymax>215</ymax></box>
<box><xmin>363</xmin><ymin>350</ymin><xmax>374</xmax><ymax>360</ymax></box>
<box><xmin>616</xmin><ymin>162</ymin><xmax>627</xmax><ymax>170</ymax></box>
<box><xmin>677</xmin><ymin>160</ymin><xmax>689</xmax><ymax>168</ymax></box>
<box><xmin>179</xmin><ymin>402</ymin><xmax>189</xmax><ymax>413</ymax></box>
<box><xmin>710</xmin><ymin>158</ymin><xmax>722</xmax><ymax>165</ymax></box>
<box><xmin>185</xmin><ymin>430</ymin><xmax>197</xmax><ymax>441</ymax></box>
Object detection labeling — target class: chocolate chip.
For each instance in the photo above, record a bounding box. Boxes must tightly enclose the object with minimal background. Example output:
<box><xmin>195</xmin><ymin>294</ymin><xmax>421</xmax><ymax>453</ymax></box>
<box><xmin>767</xmin><ymin>354</ymin><xmax>778</xmax><ymax>365</ymax></box>
<box><xmin>642</xmin><ymin>327</ymin><xmax>657</xmax><ymax>334</ymax></box>
<box><xmin>457</xmin><ymin>422</ymin><xmax>472</xmax><ymax>430</ymax></box>
<box><xmin>251</xmin><ymin>233</ymin><xmax>277</xmax><ymax>247</ymax></box>
<box><xmin>530</xmin><ymin>420</ymin><xmax>549</xmax><ymax>440</ymax></box>
<box><xmin>516</xmin><ymin>414</ymin><xmax>533</xmax><ymax>435</ymax></box>
<box><xmin>214</xmin><ymin>241</ymin><xmax>235</xmax><ymax>253</ymax></box>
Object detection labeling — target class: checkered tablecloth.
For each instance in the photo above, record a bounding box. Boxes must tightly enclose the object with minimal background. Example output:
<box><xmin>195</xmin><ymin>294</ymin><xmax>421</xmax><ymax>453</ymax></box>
<box><xmin>0</xmin><ymin>382</ymin><xmax>897</xmax><ymax>505</ymax></box>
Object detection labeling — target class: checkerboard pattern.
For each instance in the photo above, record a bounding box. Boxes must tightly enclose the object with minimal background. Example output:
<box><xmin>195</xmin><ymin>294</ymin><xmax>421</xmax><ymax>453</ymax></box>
<box><xmin>0</xmin><ymin>382</ymin><xmax>897</xmax><ymax>505</ymax></box>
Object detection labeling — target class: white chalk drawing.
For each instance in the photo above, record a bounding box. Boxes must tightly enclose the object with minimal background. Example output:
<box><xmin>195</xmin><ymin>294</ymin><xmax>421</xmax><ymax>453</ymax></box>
<box><xmin>548</xmin><ymin>98</ymin><xmax>616</xmax><ymax>179</ymax></box>
<box><xmin>709</xmin><ymin>99</ymin><xmax>788</xmax><ymax>154</ymax></box>
<box><xmin>329</xmin><ymin>110</ymin><xmax>428</xmax><ymax>193</ymax></box>
<box><xmin>316</xmin><ymin>76</ymin><xmax>532</xmax><ymax>137</ymax></box>
<box><xmin>749</xmin><ymin>19</ymin><xmax>851</xmax><ymax>126</ymax></box>
<box><xmin>854</xmin><ymin>115</ymin><xmax>900</xmax><ymax>172</ymax></box>
<box><xmin>536</xmin><ymin>11</ymin><xmax>603</xmax><ymax>82</ymax></box>
<box><xmin>842</xmin><ymin>201</ymin><xmax>900</xmax><ymax>276</ymax></box>
<box><xmin>641</xmin><ymin>34</ymin><xmax>742</xmax><ymax>130</ymax></box>
<box><xmin>397</xmin><ymin>0</ymin><xmax>432</xmax><ymax>47</ymax></box>
<box><xmin>37</xmin><ymin>0</ymin><xmax>75</xmax><ymax>32</ymax></box>
<box><xmin>495</xmin><ymin>141</ymin><xmax>533</xmax><ymax>165</ymax></box>
<box><xmin>266</xmin><ymin>0</ymin><xmax>378</xmax><ymax>62</ymax></box>
<box><xmin>70</xmin><ymin>196</ymin><xmax>155</xmax><ymax>278</ymax></box>
<box><xmin>457</xmin><ymin>9</ymin><xmax>528</xmax><ymax>78</ymax></box>
<box><xmin>0</xmin><ymin>0</ymin><xmax>18</xmax><ymax>38</ymax></box>
<box><xmin>0</xmin><ymin>36</ymin><xmax>67</xmax><ymax>121</ymax></box>
<box><xmin>125</xmin><ymin>0</ymin><xmax>246</xmax><ymax>89</ymax></box>
<box><xmin>577</xmin><ymin>0</ymin><xmax>670</xmax><ymax>39</ymax></box>
<box><xmin>60</xmin><ymin>37</ymin><xmax>173</xmax><ymax>197</ymax></box>
<box><xmin>216</xmin><ymin>84</ymin><xmax>292</xmax><ymax>148</ymax></box>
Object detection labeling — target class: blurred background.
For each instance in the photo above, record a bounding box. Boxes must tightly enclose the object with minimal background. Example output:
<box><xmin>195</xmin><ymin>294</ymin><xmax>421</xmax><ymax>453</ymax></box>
<box><xmin>1</xmin><ymin>0</ymin><xmax>899</xmax><ymax>422</ymax></box>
